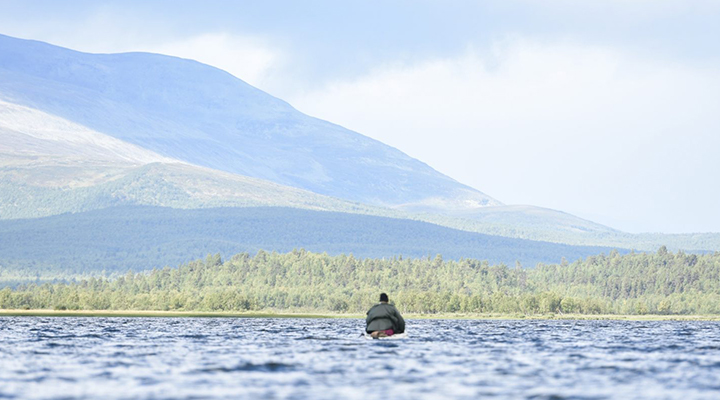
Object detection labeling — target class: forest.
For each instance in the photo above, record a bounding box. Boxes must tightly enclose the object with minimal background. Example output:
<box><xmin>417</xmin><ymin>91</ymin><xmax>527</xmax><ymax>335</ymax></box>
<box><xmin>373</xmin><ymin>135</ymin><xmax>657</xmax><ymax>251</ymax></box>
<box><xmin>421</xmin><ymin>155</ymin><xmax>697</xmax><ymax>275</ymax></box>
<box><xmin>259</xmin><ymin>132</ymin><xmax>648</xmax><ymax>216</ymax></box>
<box><xmin>2</xmin><ymin>247</ymin><xmax>719</xmax><ymax>315</ymax></box>
<box><xmin>0</xmin><ymin>205</ymin><xmax>615</xmax><ymax>277</ymax></box>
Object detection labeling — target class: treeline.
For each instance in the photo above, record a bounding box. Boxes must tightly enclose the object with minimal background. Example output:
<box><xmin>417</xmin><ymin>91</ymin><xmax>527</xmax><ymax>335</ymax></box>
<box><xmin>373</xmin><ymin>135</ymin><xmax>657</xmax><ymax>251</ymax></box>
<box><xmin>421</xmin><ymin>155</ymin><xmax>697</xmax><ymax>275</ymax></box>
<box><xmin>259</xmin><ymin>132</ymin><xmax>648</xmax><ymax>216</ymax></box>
<box><xmin>2</xmin><ymin>247</ymin><xmax>719</xmax><ymax>315</ymax></box>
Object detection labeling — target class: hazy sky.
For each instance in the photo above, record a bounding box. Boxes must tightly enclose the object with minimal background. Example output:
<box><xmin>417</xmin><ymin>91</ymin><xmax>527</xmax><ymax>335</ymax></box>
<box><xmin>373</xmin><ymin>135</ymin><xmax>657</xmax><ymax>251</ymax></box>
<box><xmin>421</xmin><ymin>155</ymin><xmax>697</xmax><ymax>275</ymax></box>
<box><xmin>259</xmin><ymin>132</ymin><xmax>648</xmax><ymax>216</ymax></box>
<box><xmin>1</xmin><ymin>0</ymin><xmax>719</xmax><ymax>233</ymax></box>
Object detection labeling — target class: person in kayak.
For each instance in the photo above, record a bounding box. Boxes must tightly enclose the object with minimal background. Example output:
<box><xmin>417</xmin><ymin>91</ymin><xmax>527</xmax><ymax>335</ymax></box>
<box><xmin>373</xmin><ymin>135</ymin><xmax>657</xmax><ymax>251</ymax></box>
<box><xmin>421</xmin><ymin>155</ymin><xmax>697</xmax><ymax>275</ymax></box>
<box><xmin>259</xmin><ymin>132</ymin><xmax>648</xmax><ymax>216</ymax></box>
<box><xmin>366</xmin><ymin>293</ymin><xmax>405</xmax><ymax>338</ymax></box>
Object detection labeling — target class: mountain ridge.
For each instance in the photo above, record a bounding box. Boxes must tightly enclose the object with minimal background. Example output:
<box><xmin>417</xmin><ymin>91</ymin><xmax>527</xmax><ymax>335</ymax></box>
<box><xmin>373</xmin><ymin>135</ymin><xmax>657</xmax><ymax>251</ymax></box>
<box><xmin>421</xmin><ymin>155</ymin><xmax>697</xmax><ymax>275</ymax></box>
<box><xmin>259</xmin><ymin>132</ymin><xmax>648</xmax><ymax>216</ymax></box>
<box><xmin>0</xmin><ymin>33</ymin><xmax>499</xmax><ymax>211</ymax></box>
<box><xmin>1</xmin><ymin>33</ymin><xmax>719</xmax><ymax>255</ymax></box>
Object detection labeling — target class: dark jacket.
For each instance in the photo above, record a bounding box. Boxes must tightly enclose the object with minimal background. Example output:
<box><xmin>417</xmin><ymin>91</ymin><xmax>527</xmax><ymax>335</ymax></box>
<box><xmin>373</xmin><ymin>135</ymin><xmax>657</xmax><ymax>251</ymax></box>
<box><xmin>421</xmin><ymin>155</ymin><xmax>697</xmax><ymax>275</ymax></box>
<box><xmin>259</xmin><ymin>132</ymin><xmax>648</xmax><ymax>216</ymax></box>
<box><xmin>366</xmin><ymin>303</ymin><xmax>405</xmax><ymax>333</ymax></box>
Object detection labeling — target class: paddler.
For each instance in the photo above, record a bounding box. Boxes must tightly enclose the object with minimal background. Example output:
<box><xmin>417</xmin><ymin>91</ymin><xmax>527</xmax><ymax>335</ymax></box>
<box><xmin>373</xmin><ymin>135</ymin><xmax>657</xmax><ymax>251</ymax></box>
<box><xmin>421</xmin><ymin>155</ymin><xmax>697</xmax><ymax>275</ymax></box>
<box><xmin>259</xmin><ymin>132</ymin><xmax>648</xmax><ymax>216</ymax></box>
<box><xmin>366</xmin><ymin>293</ymin><xmax>405</xmax><ymax>338</ymax></box>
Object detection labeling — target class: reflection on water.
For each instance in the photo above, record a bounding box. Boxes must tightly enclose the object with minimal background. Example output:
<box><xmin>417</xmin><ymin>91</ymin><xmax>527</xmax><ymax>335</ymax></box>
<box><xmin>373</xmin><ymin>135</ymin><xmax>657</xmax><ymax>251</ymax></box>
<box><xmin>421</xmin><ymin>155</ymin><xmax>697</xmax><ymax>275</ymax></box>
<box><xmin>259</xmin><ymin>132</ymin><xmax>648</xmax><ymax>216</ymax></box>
<box><xmin>1</xmin><ymin>317</ymin><xmax>719</xmax><ymax>399</ymax></box>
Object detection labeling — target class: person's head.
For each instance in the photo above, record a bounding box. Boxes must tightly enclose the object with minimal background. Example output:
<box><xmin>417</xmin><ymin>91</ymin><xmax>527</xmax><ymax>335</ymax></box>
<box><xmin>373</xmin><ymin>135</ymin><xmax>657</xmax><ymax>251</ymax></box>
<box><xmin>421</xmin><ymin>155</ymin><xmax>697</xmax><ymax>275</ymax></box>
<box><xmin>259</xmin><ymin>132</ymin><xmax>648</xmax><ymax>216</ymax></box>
<box><xmin>379</xmin><ymin>293</ymin><xmax>389</xmax><ymax>303</ymax></box>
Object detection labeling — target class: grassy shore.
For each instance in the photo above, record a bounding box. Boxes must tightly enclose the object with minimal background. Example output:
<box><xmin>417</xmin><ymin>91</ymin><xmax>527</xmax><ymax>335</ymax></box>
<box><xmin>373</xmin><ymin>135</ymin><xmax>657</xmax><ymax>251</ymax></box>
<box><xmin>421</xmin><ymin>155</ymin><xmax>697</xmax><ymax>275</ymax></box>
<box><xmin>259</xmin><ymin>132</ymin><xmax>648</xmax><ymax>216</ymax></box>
<box><xmin>2</xmin><ymin>309</ymin><xmax>720</xmax><ymax>321</ymax></box>
<box><xmin>0</xmin><ymin>309</ymin><xmax>358</xmax><ymax>319</ymax></box>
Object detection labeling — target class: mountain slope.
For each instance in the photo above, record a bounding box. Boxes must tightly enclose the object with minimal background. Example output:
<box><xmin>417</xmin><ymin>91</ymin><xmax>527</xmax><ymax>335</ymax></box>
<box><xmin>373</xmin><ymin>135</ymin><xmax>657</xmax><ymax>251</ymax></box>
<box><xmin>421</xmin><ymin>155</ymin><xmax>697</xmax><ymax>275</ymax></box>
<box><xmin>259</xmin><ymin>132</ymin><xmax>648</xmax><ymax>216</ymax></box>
<box><xmin>0</xmin><ymin>99</ymin><xmax>389</xmax><ymax>219</ymax></box>
<box><xmin>0</xmin><ymin>206</ymin><xmax>623</xmax><ymax>280</ymax></box>
<box><xmin>440</xmin><ymin>204</ymin><xmax>621</xmax><ymax>242</ymax></box>
<box><xmin>0</xmin><ymin>34</ymin><xmax>499</xmax><ymax>211</ymax></box>
<box><xmin>0</xmin><ymin>93</ymin><xmax>634</xmax><ymax>271</ymax></box>
<box><xmin>0</xmin><ymin>100</ymin><xmax>176</xmax><ymax>166</ymax></box>
<box><xmin>419</xmin><ymin>207</ymin><xmax>720</xmax><ymax>252</ymax></box>
<box><xmin>1</xmin><ymin>96</ymin><xmax>718</xmax><ymax>252</ymax></box>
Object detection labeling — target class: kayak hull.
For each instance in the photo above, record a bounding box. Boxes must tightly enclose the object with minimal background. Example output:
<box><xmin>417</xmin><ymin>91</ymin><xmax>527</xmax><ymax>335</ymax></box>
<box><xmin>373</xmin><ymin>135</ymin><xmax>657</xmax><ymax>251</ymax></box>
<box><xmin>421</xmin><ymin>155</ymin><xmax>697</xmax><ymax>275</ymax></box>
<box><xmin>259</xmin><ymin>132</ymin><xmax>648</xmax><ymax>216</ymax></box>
<box><xmin>363</xmin><ymin>332</ymin><xmax>408</xmax><ymax>340</ymax></box>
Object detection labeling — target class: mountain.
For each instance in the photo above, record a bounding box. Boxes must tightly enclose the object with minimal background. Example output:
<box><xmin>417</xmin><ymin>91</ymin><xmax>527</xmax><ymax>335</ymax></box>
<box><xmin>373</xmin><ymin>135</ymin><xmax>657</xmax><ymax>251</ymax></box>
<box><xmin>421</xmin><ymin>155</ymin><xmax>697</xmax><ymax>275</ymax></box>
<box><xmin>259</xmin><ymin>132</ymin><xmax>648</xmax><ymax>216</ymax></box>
<box><xmin>0</xmin><ymin>97</ymin><xmax>630</xmax><ymax>276</ymax></box>
<box><xmin>0</xmin><ymin>205</ymin><xmax>622</xmax><ymax>281</ymax></box>
<box><xmin>0</xmin><ymin>34</ymin><xmax>499</xmax><ymax>211</ymax></box>
<box><xmin>0</xmin><ymin>33</ymin><xmax>718</xmax><ymax>260</ymax></box>
<box><xmin>0</xmin><ymin>96</ymin><xmax>608</xmax><ymax>241</ymax></box>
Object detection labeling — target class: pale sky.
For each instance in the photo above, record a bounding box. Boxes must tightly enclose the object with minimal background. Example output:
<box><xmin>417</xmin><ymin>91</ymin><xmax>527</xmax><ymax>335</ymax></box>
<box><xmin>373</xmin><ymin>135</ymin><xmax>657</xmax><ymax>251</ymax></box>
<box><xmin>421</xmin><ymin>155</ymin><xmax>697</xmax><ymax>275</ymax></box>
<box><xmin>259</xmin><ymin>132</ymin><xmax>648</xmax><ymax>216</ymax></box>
<box><xmin>1</xmin><ymin>0</ymin><xmax>719</xmax><ymax>233</ymax></box>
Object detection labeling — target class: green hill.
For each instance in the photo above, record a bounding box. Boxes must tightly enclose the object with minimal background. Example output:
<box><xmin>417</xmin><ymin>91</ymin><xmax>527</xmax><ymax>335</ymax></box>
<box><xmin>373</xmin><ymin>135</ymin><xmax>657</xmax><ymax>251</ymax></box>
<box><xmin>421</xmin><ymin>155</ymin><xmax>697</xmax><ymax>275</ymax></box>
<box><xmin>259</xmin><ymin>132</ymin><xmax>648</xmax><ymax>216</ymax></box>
<box><xmin>0</xmin><ymin>205</ymin><xmax>622</xmax><ymax>282</ymax></box>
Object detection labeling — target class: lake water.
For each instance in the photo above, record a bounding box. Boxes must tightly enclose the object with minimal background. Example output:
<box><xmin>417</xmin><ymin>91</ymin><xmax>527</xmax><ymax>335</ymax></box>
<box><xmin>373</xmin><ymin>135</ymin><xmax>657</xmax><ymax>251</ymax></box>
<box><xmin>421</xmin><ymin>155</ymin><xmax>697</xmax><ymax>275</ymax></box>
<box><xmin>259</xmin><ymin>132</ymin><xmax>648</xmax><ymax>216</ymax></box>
<box><xmin>1</xmin><ymin>317</ymin><xmax>719</xmax><ymax>399</ymax></box>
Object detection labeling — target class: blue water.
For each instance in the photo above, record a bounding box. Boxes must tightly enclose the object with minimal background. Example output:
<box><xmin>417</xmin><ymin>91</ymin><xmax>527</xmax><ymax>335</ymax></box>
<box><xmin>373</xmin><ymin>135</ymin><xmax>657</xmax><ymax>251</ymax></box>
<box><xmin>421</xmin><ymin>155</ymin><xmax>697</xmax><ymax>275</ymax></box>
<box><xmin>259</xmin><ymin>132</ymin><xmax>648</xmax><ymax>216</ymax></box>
<box><xmin>1</xmin><ymin>317</ymin><xmax>719</xmax><ymax>399</ymax></box>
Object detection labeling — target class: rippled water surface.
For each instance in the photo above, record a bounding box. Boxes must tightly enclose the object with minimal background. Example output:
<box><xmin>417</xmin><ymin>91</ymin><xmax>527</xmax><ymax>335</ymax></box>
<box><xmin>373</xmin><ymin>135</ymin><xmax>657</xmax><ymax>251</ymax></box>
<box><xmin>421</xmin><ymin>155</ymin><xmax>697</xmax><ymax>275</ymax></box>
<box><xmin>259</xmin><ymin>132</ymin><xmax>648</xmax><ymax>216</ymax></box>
<box><xmin>1</xmin><ymin>317</ymin><xmax>720</xmax><ymax>399</ymax></box>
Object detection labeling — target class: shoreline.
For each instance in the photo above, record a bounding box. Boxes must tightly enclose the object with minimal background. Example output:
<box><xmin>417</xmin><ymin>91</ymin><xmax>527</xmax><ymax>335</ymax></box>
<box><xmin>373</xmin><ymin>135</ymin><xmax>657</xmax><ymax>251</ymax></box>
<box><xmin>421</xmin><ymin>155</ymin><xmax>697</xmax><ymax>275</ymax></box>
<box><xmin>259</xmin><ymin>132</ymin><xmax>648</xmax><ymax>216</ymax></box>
<box><xmin>1</xmin><ymin>309</ymin><xmax>720</xmax><ymax>321</ymax></box>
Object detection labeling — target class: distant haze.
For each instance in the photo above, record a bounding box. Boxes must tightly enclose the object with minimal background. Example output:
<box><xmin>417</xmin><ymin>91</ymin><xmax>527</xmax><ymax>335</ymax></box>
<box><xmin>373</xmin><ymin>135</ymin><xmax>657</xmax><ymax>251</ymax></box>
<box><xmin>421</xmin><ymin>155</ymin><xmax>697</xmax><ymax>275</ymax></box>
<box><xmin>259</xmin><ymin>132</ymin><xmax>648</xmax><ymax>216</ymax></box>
<box><xmin>1</xmin><ymin>0</ymin><xmax>718</xmax><ymax>233</ymax></box>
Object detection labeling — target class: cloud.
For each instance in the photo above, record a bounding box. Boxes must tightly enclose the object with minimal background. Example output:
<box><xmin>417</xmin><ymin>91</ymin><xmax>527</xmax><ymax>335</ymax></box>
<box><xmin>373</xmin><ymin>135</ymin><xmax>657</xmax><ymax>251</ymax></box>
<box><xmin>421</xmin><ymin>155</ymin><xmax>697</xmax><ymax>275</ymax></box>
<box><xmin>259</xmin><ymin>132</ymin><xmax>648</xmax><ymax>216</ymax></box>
<box><xmin>288</xmin><ymin>39</ymin><xmax>720</xmax><ymax>233</ymax></box>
